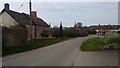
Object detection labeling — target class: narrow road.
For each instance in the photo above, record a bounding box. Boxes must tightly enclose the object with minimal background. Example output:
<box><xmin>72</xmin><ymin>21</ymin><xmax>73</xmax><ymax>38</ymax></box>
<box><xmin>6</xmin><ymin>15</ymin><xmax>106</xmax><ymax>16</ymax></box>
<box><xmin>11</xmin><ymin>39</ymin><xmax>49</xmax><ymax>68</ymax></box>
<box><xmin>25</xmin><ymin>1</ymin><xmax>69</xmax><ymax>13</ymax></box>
<box><xmin>2</xmin><ymin>36</ymin><xmax>118</xmax><ymax>66</ymax></box>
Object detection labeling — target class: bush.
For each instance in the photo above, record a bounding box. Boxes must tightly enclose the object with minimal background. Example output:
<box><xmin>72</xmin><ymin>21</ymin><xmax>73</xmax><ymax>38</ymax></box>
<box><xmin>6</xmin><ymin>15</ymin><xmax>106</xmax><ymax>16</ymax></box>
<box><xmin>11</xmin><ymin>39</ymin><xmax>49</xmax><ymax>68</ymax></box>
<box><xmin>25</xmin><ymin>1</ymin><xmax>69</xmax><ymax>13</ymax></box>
<box><xmin>103</xmin><ymin>32</ymin><xmax>120</xmax><ymax>50</ymax></box>
<box><xmin>51</xmin><ymin>27</ymin><xmax>60</xmax><ymax>38</ymax></box>
<box><xmin>41</xmin><ymin>30</ymin><xmax>50</xmax><ymax>37</ymax></box>
<box><xmin>79</xmin><ymin>29</ymin><xmax>88</xmax><ymax>37</ymax></box>
<box><xmin>63</xmin><ymin>27</ymin><xmax>88</xmax><ymax>37</ymax></box>
<box><xmin>105</xmin><ymin>32</ymin><xmax>119</xmax><ymax>45</ymax></box>
<box><xmin>87</xmin><ymin>28</ymin><xmax>96</xmax><ymax>34</ymax></box>
<box><xmin>80</xmin><ymin>32</ymin><xmax>120</xmax><ymax>51</ymax></box>
<box><xmin>52</xmin><ymin>26</ymin><xmax>89</xmax><ymax>38</ymax></box>
<box><xmin>63</xmin><ymin>28</ymin><xmax>76</xmax><ymax>37</ymax></box>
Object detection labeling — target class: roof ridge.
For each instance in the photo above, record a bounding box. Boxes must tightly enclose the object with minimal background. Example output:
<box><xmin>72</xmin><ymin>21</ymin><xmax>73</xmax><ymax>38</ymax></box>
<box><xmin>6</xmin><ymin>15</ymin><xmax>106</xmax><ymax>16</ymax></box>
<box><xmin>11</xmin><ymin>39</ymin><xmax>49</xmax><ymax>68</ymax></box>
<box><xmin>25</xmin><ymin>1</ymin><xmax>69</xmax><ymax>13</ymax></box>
<box><xmin>9</xmin><ymin>9</ymin><xmax>23</xmax><ymax>14</ymax></box>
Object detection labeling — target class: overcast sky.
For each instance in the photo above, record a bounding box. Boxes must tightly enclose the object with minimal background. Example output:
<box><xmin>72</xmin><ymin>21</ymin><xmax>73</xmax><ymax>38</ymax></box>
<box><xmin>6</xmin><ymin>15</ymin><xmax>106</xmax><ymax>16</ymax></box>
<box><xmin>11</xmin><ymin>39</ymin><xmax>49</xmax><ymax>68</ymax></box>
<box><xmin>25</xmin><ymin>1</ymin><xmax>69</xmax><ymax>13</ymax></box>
<box><xmin>0</xmin><ymin>0</ymin><xmax>119</xmax><ymax>27</ymax></box>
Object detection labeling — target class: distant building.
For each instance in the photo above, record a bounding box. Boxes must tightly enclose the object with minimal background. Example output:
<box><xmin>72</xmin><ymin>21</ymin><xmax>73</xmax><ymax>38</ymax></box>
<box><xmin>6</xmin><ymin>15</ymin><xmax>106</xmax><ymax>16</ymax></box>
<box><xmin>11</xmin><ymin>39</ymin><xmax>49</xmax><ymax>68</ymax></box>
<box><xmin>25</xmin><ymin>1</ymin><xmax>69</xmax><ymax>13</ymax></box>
<box><xmin>96</xmin><ymin>24</ymin><xmax>111</xmax><ymax>35</ymax></box>
<box><xmin>0</xmin><ymin>3</ymin><xmax>52</xmax><ymax>39</ymax></box>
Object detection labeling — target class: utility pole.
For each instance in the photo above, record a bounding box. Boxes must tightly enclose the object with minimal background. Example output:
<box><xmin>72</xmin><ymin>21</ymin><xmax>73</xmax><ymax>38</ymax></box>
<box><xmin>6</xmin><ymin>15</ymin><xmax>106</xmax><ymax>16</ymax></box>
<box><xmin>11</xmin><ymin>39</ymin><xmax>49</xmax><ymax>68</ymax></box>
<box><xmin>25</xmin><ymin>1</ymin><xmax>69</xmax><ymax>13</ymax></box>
<box><xmin>29</xmin><ymin>0</ymin><xmax>32</xmax><ymax>43</ymax></box>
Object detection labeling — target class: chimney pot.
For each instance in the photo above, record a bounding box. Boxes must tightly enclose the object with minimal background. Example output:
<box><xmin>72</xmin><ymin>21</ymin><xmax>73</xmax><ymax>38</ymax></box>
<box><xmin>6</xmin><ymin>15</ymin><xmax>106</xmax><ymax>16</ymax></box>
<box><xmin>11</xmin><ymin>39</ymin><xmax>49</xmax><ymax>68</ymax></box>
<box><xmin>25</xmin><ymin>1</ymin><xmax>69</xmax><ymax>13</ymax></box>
<box><xmin>4</xmin><ymin>3</ymin><xmax>9</xmax><ymax>10</ymax></box>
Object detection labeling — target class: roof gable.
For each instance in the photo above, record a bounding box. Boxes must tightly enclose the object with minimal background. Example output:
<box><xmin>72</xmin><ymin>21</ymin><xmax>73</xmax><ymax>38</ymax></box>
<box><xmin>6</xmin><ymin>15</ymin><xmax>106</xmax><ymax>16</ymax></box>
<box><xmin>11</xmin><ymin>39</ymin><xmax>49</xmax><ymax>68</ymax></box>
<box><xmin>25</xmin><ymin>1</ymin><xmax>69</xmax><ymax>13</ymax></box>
<box><xmin>1</xmin><ymin>9</ymin><xmax>30</xmax><ymax>25</ymax></box>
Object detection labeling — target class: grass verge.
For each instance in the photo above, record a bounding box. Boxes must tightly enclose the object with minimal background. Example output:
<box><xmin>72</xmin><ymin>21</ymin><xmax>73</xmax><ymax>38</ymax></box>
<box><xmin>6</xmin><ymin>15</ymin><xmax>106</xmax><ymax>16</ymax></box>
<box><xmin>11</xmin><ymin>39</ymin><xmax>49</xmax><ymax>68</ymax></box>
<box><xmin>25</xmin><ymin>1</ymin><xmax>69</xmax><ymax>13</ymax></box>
<box><xmin>3</xmin><ymin>38</ymin><xmax>70</xmax><ymax>57</ymax></box>
<box><xmin>80</xmin><ymin>37</ymin><xmax>105</xmax><ymax>51</ymax></box>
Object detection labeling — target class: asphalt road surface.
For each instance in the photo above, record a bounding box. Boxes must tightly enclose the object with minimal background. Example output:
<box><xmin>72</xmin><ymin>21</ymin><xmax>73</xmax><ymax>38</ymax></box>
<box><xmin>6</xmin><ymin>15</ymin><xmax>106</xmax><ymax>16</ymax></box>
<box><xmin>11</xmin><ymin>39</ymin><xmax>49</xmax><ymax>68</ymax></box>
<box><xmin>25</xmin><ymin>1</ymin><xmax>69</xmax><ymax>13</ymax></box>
<box><xmin>2</xmin><ymin>35</ymin><xmax>118</xmax><ymax>66</ymax></box>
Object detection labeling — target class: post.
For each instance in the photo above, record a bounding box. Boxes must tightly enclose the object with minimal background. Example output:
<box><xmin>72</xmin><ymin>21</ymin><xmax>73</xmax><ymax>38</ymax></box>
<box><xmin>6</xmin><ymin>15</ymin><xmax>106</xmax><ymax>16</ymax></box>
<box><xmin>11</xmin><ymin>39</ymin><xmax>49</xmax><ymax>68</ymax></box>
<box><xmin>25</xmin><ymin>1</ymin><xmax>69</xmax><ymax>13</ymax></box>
<box><xmin>108</xmin><ymin>24</ymin><xmax>111</xmax><ymax>32</ymax></box>
<box><xmin>98</xmin><ymin>24</ymin><xmax>100</xmax><ymax>35</ymax></box>
<box><xmin>29</xmin><ymin>0</ymin><xmax>32</xmax><ymax>43</ymax></box>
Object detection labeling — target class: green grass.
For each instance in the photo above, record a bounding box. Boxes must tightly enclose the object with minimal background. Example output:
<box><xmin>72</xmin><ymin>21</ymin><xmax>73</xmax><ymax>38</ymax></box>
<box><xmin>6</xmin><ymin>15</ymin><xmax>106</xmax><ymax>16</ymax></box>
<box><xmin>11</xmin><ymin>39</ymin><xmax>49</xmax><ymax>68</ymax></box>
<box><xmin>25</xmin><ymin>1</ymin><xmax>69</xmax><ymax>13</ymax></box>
<box><xmin>3</xmin><ymin>38</ymin><xmax>70</xmax><ymax>57</ymax></box>
<box><xmin>80</xmin><ymin>37</ymin><xmax>105</xmax><ymax>51</ymax></box>
<box><xmin>80</xmin><ymin>32</ymin><xmax>120</xmax><ymax>51</ymax></box>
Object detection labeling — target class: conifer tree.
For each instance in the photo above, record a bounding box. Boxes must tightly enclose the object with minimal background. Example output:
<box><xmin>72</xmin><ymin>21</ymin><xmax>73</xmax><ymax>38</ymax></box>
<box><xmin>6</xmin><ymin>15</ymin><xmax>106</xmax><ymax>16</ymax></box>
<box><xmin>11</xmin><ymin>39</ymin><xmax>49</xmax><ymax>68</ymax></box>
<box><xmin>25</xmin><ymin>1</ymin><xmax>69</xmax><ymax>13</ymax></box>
<box><xmin>60</xmin><ymin>22</ymin><xmax>63</xmax><ymax>37</ymax></box>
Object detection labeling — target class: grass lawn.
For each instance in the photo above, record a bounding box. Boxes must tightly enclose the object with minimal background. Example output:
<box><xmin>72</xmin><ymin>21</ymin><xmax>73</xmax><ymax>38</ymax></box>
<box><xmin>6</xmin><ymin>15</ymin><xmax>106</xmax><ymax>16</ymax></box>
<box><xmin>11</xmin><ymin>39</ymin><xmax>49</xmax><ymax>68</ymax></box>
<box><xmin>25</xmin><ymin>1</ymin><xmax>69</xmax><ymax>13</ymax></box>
<box><xmin>3</xmin><ymin>38</ymin><xmax>70</xmax><ymax>57</ymax></box>
<box><xmin>80</xmin><ymin>37</ymin><xmax>105</xmax><ymax>51</ymax></box>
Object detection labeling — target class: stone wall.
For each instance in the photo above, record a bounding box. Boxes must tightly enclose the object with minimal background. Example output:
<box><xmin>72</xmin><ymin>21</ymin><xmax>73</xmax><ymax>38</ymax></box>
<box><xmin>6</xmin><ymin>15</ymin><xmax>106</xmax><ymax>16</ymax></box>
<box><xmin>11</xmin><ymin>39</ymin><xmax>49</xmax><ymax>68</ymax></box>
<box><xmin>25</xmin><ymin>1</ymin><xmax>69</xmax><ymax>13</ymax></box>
<box><xmin>2</xmin><ymin>26</ymin><xmax>28</xmax><ymax>47</ymax></box>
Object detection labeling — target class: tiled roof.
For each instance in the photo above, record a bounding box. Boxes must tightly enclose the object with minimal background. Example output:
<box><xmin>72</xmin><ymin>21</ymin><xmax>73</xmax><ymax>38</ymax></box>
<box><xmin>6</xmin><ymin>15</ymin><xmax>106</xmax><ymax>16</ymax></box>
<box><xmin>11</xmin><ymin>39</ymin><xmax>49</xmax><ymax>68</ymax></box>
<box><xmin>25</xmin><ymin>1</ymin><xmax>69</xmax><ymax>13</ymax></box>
<box><xmin>1</xmin><ymin>9</ymin><xmax>49</xmax><ymax>27</ymax></box>
<box><xmin>23</xmin><ymin>13</ymin><xmax>49</xmax><ymax>26</ymax></box>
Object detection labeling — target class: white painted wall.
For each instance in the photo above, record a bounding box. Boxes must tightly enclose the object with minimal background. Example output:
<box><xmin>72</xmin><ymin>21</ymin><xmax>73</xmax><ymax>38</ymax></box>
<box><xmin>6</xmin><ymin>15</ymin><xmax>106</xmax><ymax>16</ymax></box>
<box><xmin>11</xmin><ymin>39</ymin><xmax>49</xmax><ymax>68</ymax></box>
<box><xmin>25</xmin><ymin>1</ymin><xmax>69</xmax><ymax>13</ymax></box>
<box><xmin>0</xmin><ymin>11</ymin><xmax>18</xmax><ymax>27</ymax></box>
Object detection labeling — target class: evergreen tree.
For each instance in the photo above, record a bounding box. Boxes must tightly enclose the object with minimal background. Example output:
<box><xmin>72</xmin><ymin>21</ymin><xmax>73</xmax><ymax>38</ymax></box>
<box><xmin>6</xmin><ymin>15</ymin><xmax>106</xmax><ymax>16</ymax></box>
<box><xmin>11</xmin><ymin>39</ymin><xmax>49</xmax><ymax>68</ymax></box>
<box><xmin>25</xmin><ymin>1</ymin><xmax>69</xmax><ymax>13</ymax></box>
<box><xmin>60</xmin><ymin>22</ymin><xmax>63</xmax><ymax>37</ymax></box>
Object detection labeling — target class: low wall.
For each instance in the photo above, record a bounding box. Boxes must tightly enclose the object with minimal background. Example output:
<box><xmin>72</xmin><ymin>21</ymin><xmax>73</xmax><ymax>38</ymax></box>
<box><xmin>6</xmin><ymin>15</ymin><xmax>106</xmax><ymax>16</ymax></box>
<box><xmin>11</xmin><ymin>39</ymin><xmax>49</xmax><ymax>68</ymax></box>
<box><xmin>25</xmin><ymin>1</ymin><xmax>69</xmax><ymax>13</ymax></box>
<box><xmin>32</xmin><ymin>37</ymin><xmax>56</xmax><ymax>42</ymax></box>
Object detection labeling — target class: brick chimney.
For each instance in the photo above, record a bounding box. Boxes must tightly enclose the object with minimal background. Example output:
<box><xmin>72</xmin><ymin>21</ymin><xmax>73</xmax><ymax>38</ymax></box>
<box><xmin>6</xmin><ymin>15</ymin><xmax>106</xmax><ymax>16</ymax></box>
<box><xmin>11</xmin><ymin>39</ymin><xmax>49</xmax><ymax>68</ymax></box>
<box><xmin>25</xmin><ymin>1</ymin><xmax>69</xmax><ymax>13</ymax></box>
<box><xmin>4</xmin><ymin>3</ymin><xmax>9</xmax><ymax>10</ymax></box>
<box><xmin>31</xmin><ymin>11</ymin><xmax>37</xmax><ymax>19</ymax></box>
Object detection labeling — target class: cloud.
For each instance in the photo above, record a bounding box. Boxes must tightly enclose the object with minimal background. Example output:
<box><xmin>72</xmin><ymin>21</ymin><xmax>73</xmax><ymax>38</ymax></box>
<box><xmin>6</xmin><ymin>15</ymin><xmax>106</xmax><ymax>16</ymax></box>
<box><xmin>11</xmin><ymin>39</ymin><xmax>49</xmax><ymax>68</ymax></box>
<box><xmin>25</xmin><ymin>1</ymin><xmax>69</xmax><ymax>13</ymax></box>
<box><xmin>33</xmin><ymin>2</ymin><xmax>117</xmax><ymax>26</ymax></box>
<box><xmin>0</xmin><ymin>0</ymin><xmax>119</xmax><ymax>2</ymax></box>
<box><xmin>0</xmin><ymin>2</ymin><xmax>118</xmax><ymax>26</ymax></box>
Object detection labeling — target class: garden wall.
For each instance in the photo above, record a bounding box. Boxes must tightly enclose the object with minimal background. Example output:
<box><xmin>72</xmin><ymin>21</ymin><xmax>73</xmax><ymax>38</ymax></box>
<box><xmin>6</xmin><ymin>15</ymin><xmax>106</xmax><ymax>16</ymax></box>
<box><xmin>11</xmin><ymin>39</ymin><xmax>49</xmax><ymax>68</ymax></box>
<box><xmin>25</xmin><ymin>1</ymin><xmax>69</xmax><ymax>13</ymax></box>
<box><xmin>2</xmin><ymin>26</ymin><xmax>28</xmax><ymax>47</ymax></box>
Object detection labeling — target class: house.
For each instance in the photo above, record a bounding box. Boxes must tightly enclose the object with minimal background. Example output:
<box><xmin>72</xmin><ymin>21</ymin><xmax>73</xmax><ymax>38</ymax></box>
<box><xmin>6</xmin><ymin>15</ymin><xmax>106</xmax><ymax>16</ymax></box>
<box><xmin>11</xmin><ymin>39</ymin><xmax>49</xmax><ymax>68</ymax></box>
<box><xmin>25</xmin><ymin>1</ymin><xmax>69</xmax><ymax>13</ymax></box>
<box><xmin>96</xmin><ymin>24</ymin><xmax>111</xmax><ymax>35</ymax></box>
<box><xmin>0</xmin><ymin>3</ymin><xmax>52</xmax><ymax>39</ymax></box>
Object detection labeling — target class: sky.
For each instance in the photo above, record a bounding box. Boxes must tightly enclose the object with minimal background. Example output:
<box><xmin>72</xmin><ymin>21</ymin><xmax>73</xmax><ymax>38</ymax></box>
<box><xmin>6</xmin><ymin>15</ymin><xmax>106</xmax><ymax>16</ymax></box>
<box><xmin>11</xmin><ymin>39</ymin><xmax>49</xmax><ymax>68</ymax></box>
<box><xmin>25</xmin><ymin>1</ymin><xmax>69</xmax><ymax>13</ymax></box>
<box><xmin>0</xmin><ymin>0</ymin><xmax>119</xmax><ymax>27</ymax></box>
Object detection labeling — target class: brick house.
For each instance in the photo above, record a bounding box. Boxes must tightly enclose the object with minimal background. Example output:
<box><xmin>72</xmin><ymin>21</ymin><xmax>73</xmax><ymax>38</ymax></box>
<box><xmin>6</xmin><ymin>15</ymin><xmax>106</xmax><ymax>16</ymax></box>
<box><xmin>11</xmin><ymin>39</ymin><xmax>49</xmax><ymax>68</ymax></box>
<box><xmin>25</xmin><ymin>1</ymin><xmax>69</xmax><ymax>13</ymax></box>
<box><xmin>96</xmin><ymin>24</ymin><xmax>111</xmax><ymax>35</ymax></box>
<box><xmin>0</xmin><ymin>3</ymin><xmax>52</xmax><ymax>39</ymax></box>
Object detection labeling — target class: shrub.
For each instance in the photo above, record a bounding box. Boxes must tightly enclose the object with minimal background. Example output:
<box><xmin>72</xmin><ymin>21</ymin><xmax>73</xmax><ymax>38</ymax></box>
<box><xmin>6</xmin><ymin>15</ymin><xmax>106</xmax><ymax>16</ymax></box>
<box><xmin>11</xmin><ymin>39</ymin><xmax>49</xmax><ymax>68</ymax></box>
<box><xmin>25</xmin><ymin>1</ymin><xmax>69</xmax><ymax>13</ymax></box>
<box><xmin>103</xmin><ymin>32</ymin><xmax>120</xmax><ymax>50</ymax></box>
<box><xmin>41</xmin><ymin>30</ymin><xmax>50</xmax><ymax>37</ymax></box>
<box><xmin>63</xmin><ymin>27</ymin><xmax>88</xmax><ymax>37</ymax></box>
<box><xmin>79</xmin><ymin>29</ymin><xmax>88</xmax><ymax>37</ymax></box>
<box><xmin>52</xmin><ymin>27</ymin><xmax>88</xmax><ymax>38</ymax></box>
<box><xmin>105</xmin><ymin>32</ymin><xmax>119</xmax><ymax>45</ymax></box>
<box><xmin>51</xmin><ymin>27</ymin><xmax>60</xmax><ymax>38</ymax></box>
<box><xmin>87</xmin><ymin>28</ymin><xmax>96</xmax><ymax>34</ymax></box>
